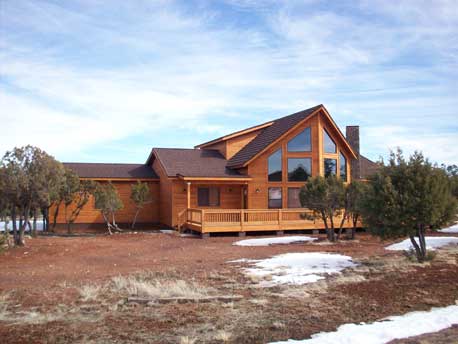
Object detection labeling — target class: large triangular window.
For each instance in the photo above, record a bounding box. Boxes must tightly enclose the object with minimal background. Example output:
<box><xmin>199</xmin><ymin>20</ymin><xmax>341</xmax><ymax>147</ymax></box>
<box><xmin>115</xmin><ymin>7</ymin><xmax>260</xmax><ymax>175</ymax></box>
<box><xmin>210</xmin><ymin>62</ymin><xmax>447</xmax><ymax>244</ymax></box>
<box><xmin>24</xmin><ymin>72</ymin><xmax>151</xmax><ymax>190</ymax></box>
<box><xmin>323</xmin><ymin>129</ymin><xmax>336</xmax><ymax>153</ymax></box>
<box><xmin>287</xmin><ymin>127</ymin><xmax>311</xmax><ymax>152</ymax></box>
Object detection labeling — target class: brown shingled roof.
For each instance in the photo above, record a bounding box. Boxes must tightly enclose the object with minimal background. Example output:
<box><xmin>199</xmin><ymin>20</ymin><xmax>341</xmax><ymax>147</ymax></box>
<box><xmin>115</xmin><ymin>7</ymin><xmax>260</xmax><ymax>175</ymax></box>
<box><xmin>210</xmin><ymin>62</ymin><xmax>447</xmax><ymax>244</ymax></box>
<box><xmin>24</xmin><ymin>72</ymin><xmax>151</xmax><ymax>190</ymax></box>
<box><xmin>63</xmin><ymin>163</ymin><xmax>159</xmax><ymax>179</ymax></box>
<box><xmin>227</xmin><ymin>105</ymin><xmax>322</xmax><ymax>168</ymax></box>
<box><xmin>359</xmin><ymin>155</ymin><xmax>380</xmax><ymax>179</ymax></box>
<box><xmin>152</xmin><ymin>148</ymin><xmax>247</xmax><ymax>178</ymax></box>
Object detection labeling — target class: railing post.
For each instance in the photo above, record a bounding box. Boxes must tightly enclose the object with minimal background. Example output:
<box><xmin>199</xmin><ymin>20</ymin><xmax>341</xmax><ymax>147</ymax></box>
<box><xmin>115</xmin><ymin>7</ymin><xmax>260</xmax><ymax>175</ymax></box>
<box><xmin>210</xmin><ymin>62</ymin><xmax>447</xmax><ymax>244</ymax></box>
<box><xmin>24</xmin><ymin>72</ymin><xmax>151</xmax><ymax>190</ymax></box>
<box><xmin>201</xmin><ymin>209</ymin><xmax>205</xmax><ymax>233</ymax></box>
<box><xmin>240</xmin><ymin>209</ymin><xmax>244</xmax><ymax>231</ymax></box>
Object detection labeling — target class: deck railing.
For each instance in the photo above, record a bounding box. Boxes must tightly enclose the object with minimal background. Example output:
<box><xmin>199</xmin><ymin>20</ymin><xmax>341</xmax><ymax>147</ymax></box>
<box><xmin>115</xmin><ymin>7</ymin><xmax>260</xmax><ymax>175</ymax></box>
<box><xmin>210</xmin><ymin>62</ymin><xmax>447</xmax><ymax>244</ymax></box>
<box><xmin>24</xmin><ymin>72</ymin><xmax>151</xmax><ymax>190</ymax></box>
<box><xmin>179</xmin><ymin>208</ymin><xmax>353</xmax><ymax>233</ymax></box>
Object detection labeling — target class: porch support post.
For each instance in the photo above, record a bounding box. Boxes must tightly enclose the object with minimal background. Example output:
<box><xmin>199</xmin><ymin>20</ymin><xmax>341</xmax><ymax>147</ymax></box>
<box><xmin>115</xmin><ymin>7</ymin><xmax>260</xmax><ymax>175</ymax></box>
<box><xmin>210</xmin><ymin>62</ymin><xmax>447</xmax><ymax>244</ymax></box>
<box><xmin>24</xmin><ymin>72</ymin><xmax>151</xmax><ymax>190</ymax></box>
<box><xmin>186</xmin><ymin>182</ymin><xmax>191</xmax><ymax>209</ymax></box>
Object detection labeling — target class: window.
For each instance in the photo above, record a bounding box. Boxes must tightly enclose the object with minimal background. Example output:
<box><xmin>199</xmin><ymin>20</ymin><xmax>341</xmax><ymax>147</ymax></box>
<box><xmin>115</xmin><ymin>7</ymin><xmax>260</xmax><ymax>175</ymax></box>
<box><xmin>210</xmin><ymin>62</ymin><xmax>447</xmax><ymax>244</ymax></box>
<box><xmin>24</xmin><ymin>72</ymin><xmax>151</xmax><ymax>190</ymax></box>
<box><xmin>340</xmin><ymin>152</ymin><xmax>347</xmax><ymax>182</ymax></box>
<box><xmin>268</xmin><ymin>187</ymin><xmax>282</xmax><ymax>208</ymax></box>
<box><xmin>268</xmin><ymin>149</ymin><xmax>282</xmax><ymax>182</ymax></box>
<box><xmin>197</xmin><ymin>187</ymin><xmax>220</xmax><ymax>207</ymax></box>
<box><xmin>288</xmin><ymin>127</ymin><xmax>311</xmax><ymax>152</ymax></box>
<box><xmin>288</xmin><ymin>188</ymin><xmax>302</xmax><ymax>208</ymax></box>
<box><xmin>324</xmin><ymin>158</ymin><xmax>337</xmax><ymax>177</ymax></box>
<box><xmin>288</xmin><ymin>158</ymin><xmax>312</xmax><ymax>182</ymax></box>
<box><xmin>323</xmin><ymin>129</ymin><xmax>336</xmax><ymax>153</ymax></box>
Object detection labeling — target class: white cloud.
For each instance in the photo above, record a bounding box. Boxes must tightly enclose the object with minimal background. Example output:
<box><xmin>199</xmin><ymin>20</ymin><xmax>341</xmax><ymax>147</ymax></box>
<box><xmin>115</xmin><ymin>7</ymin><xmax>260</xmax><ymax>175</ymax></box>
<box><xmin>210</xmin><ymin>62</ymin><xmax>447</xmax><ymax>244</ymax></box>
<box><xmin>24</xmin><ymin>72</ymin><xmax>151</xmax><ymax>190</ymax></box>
<box><xmin>0</xmin><ymin>0</ymin><xmax>457</xmax><ymax>163</ymax></box>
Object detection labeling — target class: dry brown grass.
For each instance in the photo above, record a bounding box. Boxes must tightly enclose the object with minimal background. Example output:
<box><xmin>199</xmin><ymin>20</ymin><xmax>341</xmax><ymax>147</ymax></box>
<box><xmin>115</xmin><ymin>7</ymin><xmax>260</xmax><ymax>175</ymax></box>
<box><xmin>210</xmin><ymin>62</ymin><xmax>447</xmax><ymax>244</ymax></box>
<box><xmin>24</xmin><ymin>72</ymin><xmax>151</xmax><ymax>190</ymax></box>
<box><xmin>179</xmin><ymin>336</ymin><xmax>197</xmax><ymax>344</ymax></box>
<box><xmin>110</xmin><ymin>272</ymin><xmax>214</xmax><ymax>299</ymax></box>
<box><xmin>214</xmin><ymin>329</ymin><xmax>232</xmax><ymax>342</ymax></box>
<box><xmin>78</xmin><ymin>284</ymin><xmax>103</xmax><ymax>302</ymax></box>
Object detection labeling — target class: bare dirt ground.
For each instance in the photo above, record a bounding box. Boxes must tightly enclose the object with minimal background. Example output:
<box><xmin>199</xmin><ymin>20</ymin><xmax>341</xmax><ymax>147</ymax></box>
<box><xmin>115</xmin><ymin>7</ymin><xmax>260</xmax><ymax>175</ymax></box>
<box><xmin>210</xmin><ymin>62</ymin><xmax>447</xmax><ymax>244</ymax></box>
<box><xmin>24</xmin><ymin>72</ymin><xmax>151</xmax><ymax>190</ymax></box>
<box><xmin>1</xmin><ymin>231</ymin><xmax>457</xmax><ymax>343</ymax></box>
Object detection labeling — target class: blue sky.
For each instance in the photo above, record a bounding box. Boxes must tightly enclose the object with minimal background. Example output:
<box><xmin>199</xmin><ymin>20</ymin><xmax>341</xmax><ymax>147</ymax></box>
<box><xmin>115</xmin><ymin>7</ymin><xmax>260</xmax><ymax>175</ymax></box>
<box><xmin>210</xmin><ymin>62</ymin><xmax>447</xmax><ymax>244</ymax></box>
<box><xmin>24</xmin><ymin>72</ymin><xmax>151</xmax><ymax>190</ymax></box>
<box><xmin>1</xmin><ymin>0</ymin><xmax>457</xmax><ymax>165</ymax></box>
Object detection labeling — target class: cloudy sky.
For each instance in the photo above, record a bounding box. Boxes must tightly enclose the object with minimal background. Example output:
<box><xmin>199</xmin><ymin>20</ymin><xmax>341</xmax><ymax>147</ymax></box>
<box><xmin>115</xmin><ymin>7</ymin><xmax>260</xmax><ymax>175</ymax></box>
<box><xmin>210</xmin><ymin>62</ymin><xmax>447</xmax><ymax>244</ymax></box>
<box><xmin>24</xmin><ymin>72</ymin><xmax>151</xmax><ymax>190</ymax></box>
<box><xmin>1</xmin><ymin>0</ymin><xmax>457</xmax><ymax>165</ymax></box>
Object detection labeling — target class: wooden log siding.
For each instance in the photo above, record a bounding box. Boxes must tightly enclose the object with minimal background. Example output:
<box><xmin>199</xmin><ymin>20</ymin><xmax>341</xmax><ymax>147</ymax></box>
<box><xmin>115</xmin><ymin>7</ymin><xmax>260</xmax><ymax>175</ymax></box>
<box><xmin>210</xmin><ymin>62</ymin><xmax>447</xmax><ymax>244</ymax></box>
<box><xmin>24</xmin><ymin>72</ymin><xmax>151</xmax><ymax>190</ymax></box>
<box><xmin>182</xmin><ymin>208</ymin><xmax>358</xmax><ymax>233</ymax></box>
<box><xmin>51</xmin><ymin>181</ymin><xmax>160</xmax><ymax>225</ymax></box>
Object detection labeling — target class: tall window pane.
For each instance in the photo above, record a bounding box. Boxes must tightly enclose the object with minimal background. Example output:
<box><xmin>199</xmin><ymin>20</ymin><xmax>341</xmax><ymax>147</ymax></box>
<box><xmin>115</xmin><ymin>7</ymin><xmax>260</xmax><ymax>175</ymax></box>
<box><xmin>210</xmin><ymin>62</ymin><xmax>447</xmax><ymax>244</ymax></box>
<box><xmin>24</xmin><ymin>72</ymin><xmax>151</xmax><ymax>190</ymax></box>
<box><xmin>288</xmin><ymin>158</ymin><xmax>312</xmax><ymax>182</ymax></box>
<box><xmin>268</xmin><ymin>149</ymin><xmax>282</xmax><ymax>182</ymax></box>
<box><xmin>268</xmin><ymin>187</ymin><xmax>282</xmax><ymax>208</ymax></box>
<box><xmin>323</xmin><ymin>129</ymin><xmax>336</xmax><ymax>153</ymax></box>
<box><xmin>288</xmin><ymin>188</ymin><xmax>302</xmax><ymax>208</ymax></box>
<box><xmin>324</xmin><ymin>158</ymin><xmax>337</xmax><ymax>177</ymax></box>
<box><xmin>340</xmin><ymin>152</ymin><xmax>347</xmax><ymax>182</ymax></box>
<box><xmin>288</xmin><ymin>127</ymin><xmax>311</xmax><ymax>152</ymax></box>
<box><xmin>198</xmin><ymin>187</ymin><xmax>220</xmax><ymax>206</ymax></box>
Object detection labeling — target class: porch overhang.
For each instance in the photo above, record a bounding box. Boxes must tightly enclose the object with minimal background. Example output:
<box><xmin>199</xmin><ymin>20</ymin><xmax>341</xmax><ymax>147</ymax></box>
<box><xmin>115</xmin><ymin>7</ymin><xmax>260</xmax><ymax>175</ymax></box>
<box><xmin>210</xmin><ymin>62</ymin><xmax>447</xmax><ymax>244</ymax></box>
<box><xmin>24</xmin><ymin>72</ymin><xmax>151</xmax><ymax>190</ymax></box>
<box><xmin>176</xmin><ymin>174</ymin><xmax>252</xmax><ymax>183</ymax></box>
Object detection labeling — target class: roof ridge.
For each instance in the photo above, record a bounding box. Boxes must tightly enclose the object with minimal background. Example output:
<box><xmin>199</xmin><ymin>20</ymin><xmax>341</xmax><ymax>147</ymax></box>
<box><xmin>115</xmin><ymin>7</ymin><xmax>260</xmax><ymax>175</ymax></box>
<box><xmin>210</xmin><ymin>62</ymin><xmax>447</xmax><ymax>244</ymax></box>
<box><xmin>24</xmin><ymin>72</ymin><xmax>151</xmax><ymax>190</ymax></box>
<box><xmin>227</xmin><ymin>105</ymin><xmax>323</xmax><ymax>168</ymax></box>
<box><xmin>63</xmin><ymin>162</ymin><xmax>146</xmax><ymax>166</ymax></box>
<box><xmin>153</xmin><ymin>147</ymin><xmax>201</xmax><ymax>151</ymax></box>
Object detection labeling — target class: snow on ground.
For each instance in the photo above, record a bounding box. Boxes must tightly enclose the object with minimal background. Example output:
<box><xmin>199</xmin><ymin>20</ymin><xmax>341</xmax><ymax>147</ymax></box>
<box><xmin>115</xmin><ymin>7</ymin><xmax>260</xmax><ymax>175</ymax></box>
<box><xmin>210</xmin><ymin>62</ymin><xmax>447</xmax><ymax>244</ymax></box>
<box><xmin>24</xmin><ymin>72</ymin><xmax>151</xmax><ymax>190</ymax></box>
<box><xmin>233</xmin><ymin>236</ymin><xmax>317</xmax><ymax>247</ymax></box>
<box><xmin>439</xmin><ymin>223</ymin><xmax>458</xmax><ymax>234</ymax></box>
<box><xmin>0</xmin><ymin>221</ymin><xmax>44</xmax><ymax>232</ymax></box>
<box><xmin>270</xmin><ymin>304</ymin><xmax>458</xmax><ymax>344</ymax></box>
<box><xmin>232</xmin><ymin>252</ymin><xmax>356</xmax><ymax>286</ymax></box>
<box><xmin>386</xmin><ymin>237</ymin><xmax>458</xmax><ymax>251</ymax></box>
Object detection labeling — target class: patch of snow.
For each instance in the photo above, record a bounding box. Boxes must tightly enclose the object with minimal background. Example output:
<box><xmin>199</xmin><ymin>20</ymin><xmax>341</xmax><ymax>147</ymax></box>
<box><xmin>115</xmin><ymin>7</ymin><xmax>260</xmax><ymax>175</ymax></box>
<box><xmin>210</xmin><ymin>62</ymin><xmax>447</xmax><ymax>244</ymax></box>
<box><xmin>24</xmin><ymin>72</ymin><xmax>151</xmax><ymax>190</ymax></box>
<box><xmin>270</xmin><ymin>304</ymin><xmax>458</xmax><ymax>344</ymax></box>
<box><xmin>233</xmin><ymin>236</ymin><xmax>317</xmax><ymax>247</ymax></box>
<box><xmin>241</xmin><ymin>252</ymin><xmax>356</xmax><ymax>286</ymax></box>
<box><xmin>386</xmin><ymin>237</ymin><xmax>458</xmax><ymax>251</ymax></box>
<box><xmin>159</xmin><ymin>229</ymin><xmax>175</xmax><ymax>234</ymax></box>
<box><xmin>227</xmin><ymin>258</ymin><xmax>257</xmax><ymax>263</ymax></box>
<box><xmin>0</xmin><ymin>221</ymin><xmax>43</xmax><ymax>232</ymax></box>
<box><xmin>439</xmin><ymin>223</ymin><xmax>458</xmax><ymax>234</ymax></box>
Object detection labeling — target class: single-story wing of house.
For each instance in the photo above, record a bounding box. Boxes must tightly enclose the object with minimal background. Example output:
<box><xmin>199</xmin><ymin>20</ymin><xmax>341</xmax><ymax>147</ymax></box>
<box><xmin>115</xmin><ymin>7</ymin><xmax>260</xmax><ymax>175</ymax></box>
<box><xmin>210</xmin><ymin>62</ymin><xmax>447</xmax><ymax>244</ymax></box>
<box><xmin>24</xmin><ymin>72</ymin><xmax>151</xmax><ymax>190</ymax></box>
<box><xmin>56</xmin><ymin>104</ymin><xmax>379</xmax><ymax>234</ymax></box>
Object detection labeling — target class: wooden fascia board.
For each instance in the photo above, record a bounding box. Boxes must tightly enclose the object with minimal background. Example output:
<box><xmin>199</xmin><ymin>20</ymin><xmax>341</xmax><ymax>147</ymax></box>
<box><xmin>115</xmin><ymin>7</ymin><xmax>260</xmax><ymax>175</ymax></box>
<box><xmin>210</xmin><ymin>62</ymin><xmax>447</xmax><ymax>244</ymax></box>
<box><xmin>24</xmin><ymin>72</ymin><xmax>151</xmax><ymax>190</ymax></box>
<box><xmin>236</xmin><ymin>107</ymin><xmax>324</xmax><ymax>168</ymax></box>
<box><xmin>195</xmin><ymin>121</ymin><xmax>273</xmax><ymax>149</ymax></box>
<box><xmin>176</xmin><ymin>175</ymin><xmax>252</xmax><ymax>182</ymax></box>
<box><xmin>79</xmin><ymin>177</ymin><xmax>159</xmax><ymax>182</ymax></box>
<box><xmin>320</xmin><ymin>107</ymin><xmax>358</xmax><ymax>159</ymax></box>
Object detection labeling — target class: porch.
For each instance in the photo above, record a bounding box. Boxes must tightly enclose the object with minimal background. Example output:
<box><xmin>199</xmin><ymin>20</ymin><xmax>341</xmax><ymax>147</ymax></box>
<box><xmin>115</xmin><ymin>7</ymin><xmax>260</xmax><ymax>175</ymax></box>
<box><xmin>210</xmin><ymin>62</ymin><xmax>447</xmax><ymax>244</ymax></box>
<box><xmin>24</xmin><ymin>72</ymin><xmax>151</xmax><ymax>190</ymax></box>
<box><xmin>178</xmin><ymin>208</ymin><xmax>354</xmax><ymax>234</ymax></box>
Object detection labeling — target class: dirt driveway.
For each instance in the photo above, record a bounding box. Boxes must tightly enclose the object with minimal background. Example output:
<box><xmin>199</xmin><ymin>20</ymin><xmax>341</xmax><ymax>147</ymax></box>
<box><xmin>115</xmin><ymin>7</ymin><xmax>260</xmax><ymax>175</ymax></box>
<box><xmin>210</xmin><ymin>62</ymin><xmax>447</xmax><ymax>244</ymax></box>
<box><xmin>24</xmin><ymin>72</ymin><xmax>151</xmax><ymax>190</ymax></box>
<box><xmin>1</xmin><ymin>231</ymin><xmax>457</xmax><ymax>343</ymax></box>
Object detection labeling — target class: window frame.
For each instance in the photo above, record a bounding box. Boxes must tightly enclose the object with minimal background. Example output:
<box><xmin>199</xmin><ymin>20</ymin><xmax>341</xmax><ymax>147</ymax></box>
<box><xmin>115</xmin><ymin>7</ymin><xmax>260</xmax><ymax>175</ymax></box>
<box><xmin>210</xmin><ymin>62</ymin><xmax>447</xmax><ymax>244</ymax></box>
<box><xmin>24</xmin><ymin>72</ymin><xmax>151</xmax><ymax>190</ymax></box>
<box><xmin>287</xmin><ymin>187</ymin><xmax>302</xmax><ymax>208</ymax></box>
<box><xmin>268</xmin><ymin>148</ymin><xmax>282</xmax><ymax>182</ymax></box>
<box><xmin>323</xmin><ymin>128</ymin><xmax>337</xmax><ymax>154</ymax></box>
<box><xmin>268</xmin><ymin>187</ymin><xmax>282</xmax><ymax>209</ymax></box>
<box><xmin>324</xmin><ymin>158</ymin><xmax>337</xmax><ymax>177</ymax></box>
<box><xmin>339</xmin><ymin>152</ymin><xmax>347</xmax><ymax>182</ymax></box>
<box><xmin>287</xmin><ymin>127</ymin><xmax>312</xmax><ymax>152</ymax></box>
<box><xmin>287</xmin><ymin>157</ymin><xmax>312</xmax><ymax>182</ymax></box>
<box><xmin>197</xmin><ymin>186</ymin><xmax>220</xmax><ymax>207</ymax></box>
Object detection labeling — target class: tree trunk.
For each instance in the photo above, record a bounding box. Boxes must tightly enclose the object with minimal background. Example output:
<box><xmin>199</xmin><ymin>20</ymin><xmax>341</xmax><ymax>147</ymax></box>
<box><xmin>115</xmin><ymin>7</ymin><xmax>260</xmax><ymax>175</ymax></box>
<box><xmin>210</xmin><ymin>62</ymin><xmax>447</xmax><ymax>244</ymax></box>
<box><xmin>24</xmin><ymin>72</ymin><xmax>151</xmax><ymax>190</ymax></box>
<box><xmin>131</xmin><ymin>208</ymin><xmax>140</xmax><ymax>229</ymax></box>
<box><xmin>328</xmin><ymin>212</ymin><xmax>336</xmax><ymax>242</ymax></box>
<box><xmin>12</xmin><ymin>207</ymin><xmax>18</xmax><ymax>245</ymax></box>
<box><xmin>102</xmin><ymin>212</ymin><xmax>113</xmax><ymax>235</ymax></box>
<box><xmin>52</xmin><ymin>204</ymin><xmax>60</xmax><ymax>231</ymax></box>
<box><xmin>337</xmin><ymin>210</ymin><xmax>347</xmax><ymax>241</ymax></box>
<box><xmin>32</xmin><ymin>208</ymin><xmax>38</xmax><ymax>237</ymax></box>
<box><xmin>42</xmin><ymin>207</ymin><xmax>48</xmax><ymax>232</ymax></box>
<box><xmin>18</xmin><ymin>204</ymin><xmax>31</xmax><ymax>246</ymax></box>
<box><xmin>409</xmin><ymin>229</ymin><xmax>426</xmax><ymax>263</ymax></box>
<box><xmin>349</xmin><ymin>214</ymin><xmax>358</xmax><ymax>240</ymax></box>
<box><xmin>320</xmin><ymin>210</ymin><xmax>331</xmax><ymax>240</ymax></box>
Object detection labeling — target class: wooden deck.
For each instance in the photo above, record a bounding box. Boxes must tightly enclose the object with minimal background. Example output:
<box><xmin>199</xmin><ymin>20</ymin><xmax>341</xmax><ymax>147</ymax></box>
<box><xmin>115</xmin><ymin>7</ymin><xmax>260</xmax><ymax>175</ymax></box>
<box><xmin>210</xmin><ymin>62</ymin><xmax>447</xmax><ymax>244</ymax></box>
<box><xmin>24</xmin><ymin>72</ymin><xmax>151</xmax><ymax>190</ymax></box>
<box><xmin>178</xmin><ymin>208</ymin><xmax>356</xmax><ymax>233</ymax></box>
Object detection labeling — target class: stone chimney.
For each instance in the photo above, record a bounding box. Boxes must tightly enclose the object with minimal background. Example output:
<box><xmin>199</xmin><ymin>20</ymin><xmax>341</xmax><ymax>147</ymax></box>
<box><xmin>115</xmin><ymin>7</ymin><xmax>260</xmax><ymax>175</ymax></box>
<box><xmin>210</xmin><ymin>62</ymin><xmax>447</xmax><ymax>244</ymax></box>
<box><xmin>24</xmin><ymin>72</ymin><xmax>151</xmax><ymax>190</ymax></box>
<box><xmin>346</xmin><ymin>126</ymin><xmax>361</xmax><ymax>180</ymax></box>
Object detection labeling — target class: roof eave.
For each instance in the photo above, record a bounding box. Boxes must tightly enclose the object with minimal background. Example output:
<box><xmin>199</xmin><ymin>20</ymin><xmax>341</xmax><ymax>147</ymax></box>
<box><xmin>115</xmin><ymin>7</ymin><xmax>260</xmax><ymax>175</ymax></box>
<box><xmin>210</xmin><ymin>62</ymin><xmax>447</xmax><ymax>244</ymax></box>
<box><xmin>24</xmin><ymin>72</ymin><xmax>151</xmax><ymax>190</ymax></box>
<box><xmin>176</xmin><ymin>174</ymin><xmax>252</xmax><ymax>182</ymax></box>
<box><xmin>233</xmin><ymin>105</ymin><xmax>324</xmax><ymax>168</ymax></box>
<box><xmin>195</xmin><ymin>121</ymin><xmax>274</xmax><ymax>149</ymax></box>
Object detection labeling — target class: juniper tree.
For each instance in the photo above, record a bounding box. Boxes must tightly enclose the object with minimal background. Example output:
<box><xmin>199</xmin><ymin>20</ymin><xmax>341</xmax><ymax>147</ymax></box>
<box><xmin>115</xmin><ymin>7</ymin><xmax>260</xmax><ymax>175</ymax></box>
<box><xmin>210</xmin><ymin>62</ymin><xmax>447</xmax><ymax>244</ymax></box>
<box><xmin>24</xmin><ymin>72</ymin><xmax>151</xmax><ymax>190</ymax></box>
<box><xmin>299</xmin><ymin>175</ymin><xmax>346</xmax><ymax>242</ymax></box>
<box><xmin>362</xmin><ymin>150</ymin><xmax>456</xmax><ymax>262</ymax></box>
<box><xmin>130</xmin><ymin>181</ymin><xmax>152</xmax><ymax>229</ymax></box>
<box><xmin>342</xmin><ymin>180</ymin><xmax>368</xmax><ymax>240</ymax></box>
<box><xmin>0</xmin><ymin>146</ymin><xmax>64</xmax><ymax>245</ymax></box>
<box><xmin>94</xmin><ymin>182</ymin><xmax>124</xmax><ymax>235</ymax></box>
